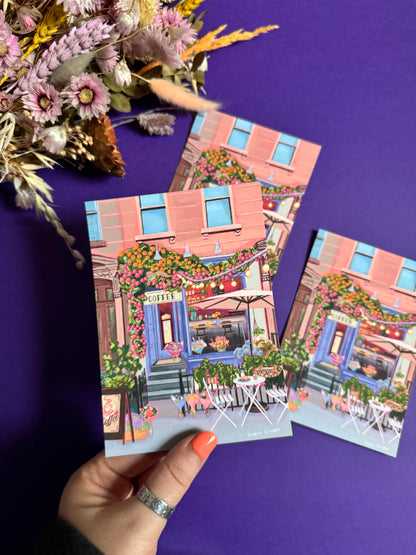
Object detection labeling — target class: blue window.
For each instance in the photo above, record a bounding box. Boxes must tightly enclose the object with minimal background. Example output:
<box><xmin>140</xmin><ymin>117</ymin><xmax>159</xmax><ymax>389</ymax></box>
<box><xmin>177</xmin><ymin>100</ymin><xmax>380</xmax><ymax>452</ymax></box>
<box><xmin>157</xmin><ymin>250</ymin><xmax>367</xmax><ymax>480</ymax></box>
<box><xmin>397</xmin><ymin>258</ymin><xmax>416</xmax><ymax>291</ymax></box>
<box><xmin>204</xmin><ymin>186</ymin><xmax>232</xmax><ymax>228</ymax></box>
<box><xmin>349</xmin><ymin>242</ymin><xmax>376</xmax><ymax>275</ymax></box>
<box><xmin>140</xmin><ymin>193</ymin><xmax>168</xmax><ymax>235</ymax></box>
<box><xmin>191</xmin><ymin>111</ymin><xmax>206</xmax><ymax>135</ymax></box>
<box><xmin>85</xmin><ymin>201</ymin><xmax>102</xmax><ymax>242</ymax></box>
<box><xmin>310</xmin><ymin>229</ymin><xmax>327</xmax><ymax>259</ymax></box>
<box><xmin>272</xmin><ymin>133</ymin><xmax>299</xmax><ymax>166</ymax></box>
<box><xmin>227</xmin><ymin>118</ymin><xmax>253</xmax><ymax>150</ymax></box>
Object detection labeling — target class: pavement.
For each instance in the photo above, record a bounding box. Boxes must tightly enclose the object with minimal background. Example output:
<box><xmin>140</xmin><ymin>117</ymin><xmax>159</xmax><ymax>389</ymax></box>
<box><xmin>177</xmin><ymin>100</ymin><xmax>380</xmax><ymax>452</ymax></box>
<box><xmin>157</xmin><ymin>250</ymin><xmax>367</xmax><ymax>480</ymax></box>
<box><xmin>105</xmin><ymin>396</ymin><xmax>293</xmax><ymax>457</ymax></box>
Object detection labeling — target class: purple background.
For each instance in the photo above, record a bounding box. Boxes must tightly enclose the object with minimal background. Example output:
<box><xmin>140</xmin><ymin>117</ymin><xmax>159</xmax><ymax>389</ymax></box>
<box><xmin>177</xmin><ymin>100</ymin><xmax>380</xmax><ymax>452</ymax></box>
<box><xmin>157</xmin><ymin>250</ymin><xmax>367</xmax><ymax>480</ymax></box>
<box><xmin>1</xmin><ymin>1</ymin><xmax>415</xmax><ymax>554</ymax></box>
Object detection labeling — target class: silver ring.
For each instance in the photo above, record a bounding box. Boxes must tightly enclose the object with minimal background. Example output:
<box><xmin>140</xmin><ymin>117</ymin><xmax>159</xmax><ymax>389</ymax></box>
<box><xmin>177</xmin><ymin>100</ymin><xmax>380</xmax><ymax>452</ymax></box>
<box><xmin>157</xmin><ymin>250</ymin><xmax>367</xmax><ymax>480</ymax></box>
<box><xmin>137</xmin><ymin>484</ymin><xmax>176</xmax><ymax>520</ymax></box>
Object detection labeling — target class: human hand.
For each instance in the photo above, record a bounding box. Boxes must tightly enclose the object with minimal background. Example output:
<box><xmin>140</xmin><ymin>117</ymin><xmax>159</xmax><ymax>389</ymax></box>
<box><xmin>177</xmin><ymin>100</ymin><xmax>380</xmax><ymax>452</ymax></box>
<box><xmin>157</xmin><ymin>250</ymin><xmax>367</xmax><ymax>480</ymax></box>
<box><xmin>58</xmin><ymin>431</ymin><xmax>217</xmax><ymax>555</ymax></box>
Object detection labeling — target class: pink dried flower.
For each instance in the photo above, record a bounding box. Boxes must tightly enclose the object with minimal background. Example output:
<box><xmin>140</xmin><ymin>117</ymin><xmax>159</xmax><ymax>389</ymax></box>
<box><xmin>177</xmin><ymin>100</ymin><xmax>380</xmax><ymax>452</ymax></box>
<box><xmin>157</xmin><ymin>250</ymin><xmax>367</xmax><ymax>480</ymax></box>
<box><xmin>136</xmin><ymin>111</ymin><xmax>175</xmax><ymax>135</ymax></box>
<box><xmin>113</xmin><ymin>59</ymin><xmax>131</xmax><ymax>86</ymax></box>
<box><xmin>15</xmin><ymin>187</ymin><xmax>36</xmax><ymax>210</ymax></box>
<box><xmin>39</xmin><ymin>126</ymin><xmax>68</xmax><ymax>154</ymax></box>
<box><xmin>0</xmin><ymin>21</ymin><xmax>21</xmax><ymax>71</ymax></box>
<box><xmin>125</xmin><ymin>27</ymin><xmax>183</xmax><ymax>68</ymax></box>
<box><xmin>17</xmin><ymin>7</ymin><xmax>39</xmax><ymax>32</ymax></box>
<box><xmin>63</xmin><ymin>73</ymin><xmax>110</xmax><ymax>119</ymax></box>
<box><xmin>153</xmin><ymin>8</ymin><xmax>197</xmax><ymax>53</ymax></box>
<box><xmin>15</xmin><ymin>18</ymin><xmax>113</xmax><ymax>95</ymax></box>
<box><xmin>56</xmin><ymin>0</ymin><xmax>105</xmax><ymax>16</ymax></box>
<box><xmin>96</xmin><ymin>43</ymin><xmax>120</xmax><ymax>74</ymax></box>
<box><xmin>116</xmin><ymin>4</ymin><xmax>140</xmax><ymax>36</ymax></box>
<box><xmin>0</xmin><ymin>93</ymin><xmax>12</xmax><ymax>111</ymax></box>
<box><xmin>23</xmin><ymin>83</ymin><xmax>63</xmax><ymax>124</ymax></box>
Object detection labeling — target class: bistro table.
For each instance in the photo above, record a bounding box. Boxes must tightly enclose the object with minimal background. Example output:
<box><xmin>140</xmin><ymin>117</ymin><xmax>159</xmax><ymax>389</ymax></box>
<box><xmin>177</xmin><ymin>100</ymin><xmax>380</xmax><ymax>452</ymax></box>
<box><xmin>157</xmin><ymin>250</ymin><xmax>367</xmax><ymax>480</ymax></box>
<box><xmin>362</xmin><ymin>399</ymin><xmax>391</xmax><ymax>443</ymax></box>
<box><xmin>234</xmin><ymin>376</ymin><xmax>272</xmax><ymax>426</ymax></box>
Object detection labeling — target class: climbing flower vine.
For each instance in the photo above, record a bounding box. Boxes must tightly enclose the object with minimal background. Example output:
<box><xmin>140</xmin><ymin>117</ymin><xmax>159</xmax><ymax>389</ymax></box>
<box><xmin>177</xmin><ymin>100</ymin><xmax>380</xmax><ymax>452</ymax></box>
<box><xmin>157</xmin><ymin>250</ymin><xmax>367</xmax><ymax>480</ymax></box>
<box><xmin>306</xmin><ymin>273</ymin><xmax>416</xmax><ymax>353</ymax></box>
<box><xmin>117</xmin><ymin>242</ymin><xmax>260</xmax><ymax>357</ymax></box>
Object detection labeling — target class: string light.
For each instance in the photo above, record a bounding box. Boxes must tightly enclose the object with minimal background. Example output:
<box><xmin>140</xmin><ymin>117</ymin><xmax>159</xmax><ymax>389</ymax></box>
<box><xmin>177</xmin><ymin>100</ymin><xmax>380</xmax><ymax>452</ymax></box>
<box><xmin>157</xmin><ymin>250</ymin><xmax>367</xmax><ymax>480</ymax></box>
<box><xmin>293</xmin><ymin>200</ymin><xmax>301</xmax><ymax>209</ymax></box>
<box><xmin>231</xmin><ymin>280</ymin><xmax>237</xmax><ymax>287</ymax></box>
<box><xmin>245</xmin><ymin>270</ymin><xmax>251</xmax><ymax>277</ymax></box>
<box><xmin>268</xmin><ymin>202</ymin><xmax>274</xmax><ymax>208</ymax></box>
<box><xmin>262</xmin><ymin>263</ymin><xmax>270</xmax><ymax>273</ymax></box>
<box><xmin>219</xmin><ymin>283</ymin><xmax>224</xmax><ymax>290</ymax></box>
<box><xmin>210</xmin><ymin>282</ymin><xmax>216</xmax><ymax>288</ymax></box>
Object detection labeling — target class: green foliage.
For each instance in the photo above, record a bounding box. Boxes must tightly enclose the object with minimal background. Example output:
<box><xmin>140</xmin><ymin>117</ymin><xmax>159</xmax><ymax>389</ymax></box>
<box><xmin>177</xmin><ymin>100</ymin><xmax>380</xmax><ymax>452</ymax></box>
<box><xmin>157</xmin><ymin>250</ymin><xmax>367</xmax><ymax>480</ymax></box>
<box><xmin>341</xmin><ymin>376</ymin><xmax>374</xmax><ymax>404</ymax></box>
<box><xmin>242</xmin><ymin>355</ymin><xmax>264</xmax><ymax>376</ymax></box>
<box><xmin>253</xmin><ymin>326</ymin><xmax>265</xmax><ymax>337</ymax></box>
<box><xmin>264</xmin><ymin>350</ymin><xmax>282</xmax><ymax>369</ymax></box>
<box><xmin>282</xmin><ymin>332</ymin><xmax>309</xmax><ymax>364</ymax></box>
<box><xmin>254</xmin><ymin>338</ymin><xmax>278</xmax><ymax>355</ymax></box>
<box><xmin>102</xmin><ymin>374</ymin><xmax>135</xmax><ymax>391</ymax></box>
<box><xmin>101</xmin><ymin>341</ymin><xmax>141</xmax><ymax>392</ymax></box>
<box><xmin>281</xmin><ymin>355</ymin><xmax>300</xmax><ymax>373</ymax></box>
<box><xmin>192</xmin><ymin>358</ymin><xmax>238</xmax><ymax>389</ymax></box>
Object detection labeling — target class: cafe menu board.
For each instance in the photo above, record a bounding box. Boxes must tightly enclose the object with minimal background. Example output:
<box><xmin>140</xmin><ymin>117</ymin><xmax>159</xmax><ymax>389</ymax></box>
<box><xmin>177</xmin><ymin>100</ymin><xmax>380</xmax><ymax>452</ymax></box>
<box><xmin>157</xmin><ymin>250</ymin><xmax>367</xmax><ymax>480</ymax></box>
<box><xmin>102</xmin><ymin>387</ymin><xmax>128</xmax><ymax>442</ymax></box>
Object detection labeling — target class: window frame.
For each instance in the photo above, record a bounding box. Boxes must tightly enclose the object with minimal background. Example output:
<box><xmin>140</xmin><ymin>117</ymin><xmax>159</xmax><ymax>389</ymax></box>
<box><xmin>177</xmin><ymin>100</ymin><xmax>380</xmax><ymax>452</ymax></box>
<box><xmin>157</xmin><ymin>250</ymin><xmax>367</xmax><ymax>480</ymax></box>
<box><xmin>139</xmin><ymin>193</ymin><xmax>169</xmax><ymax>236</ymax></box>
<box><xmin>271</xmin><ymin>133</ymin><xmax>299</xmax><ymax>167</ymax></box>
<box><xmin>226</xmin><ymin>117</ymin><xmax>253</xmax><ymax>151</ymax></box>
<box><xmin>85</xmin><ymin>200</ymin><xmax>103</xmax><ymax>243</ymax></box>
<box><xmin>310</xmin><ymin>229</ymin><xmax>327</xmax><ymax>260</ymax></box>
<box><xmin>349</xmin><ymin>242</ymin><xmax>376</xmax><ymax>276</ymax></box>
<box><xmin>396</xmin><ymin>258</ymin><xmax>416</xmax><ymax>292</ymax></box>
<box><xmin>204</xmin><ymin>186</ymin><xmax>233</xmax><ymax>229</ymax></box>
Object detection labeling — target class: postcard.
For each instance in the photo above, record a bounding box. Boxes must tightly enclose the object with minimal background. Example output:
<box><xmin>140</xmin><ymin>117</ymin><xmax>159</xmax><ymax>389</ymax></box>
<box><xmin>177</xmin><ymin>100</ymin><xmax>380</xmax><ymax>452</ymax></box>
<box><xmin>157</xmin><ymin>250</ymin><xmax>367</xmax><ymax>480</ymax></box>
<box><xmin>169</xmin><ymin>111</ymin><xmax>321</xmax><ymax>278</ymax></box>
<box><xmin>87</xmin><ymin>182</ymin><xmax>292</xmax><ymax>457</ymax></box>
<box><xmin>281</xmin><ymin>229</ymin><xmax>416</xmax><ymax>456</ymax></box>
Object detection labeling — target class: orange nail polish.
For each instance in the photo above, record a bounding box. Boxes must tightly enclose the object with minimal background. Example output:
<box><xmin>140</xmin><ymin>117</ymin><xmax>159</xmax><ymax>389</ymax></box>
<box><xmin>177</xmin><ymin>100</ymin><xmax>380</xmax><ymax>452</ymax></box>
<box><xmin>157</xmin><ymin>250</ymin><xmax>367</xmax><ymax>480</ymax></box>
<box><xmin>191</xmin><ymin>431</ymin><xmax>218</xmax><ymax>460</ymax></box>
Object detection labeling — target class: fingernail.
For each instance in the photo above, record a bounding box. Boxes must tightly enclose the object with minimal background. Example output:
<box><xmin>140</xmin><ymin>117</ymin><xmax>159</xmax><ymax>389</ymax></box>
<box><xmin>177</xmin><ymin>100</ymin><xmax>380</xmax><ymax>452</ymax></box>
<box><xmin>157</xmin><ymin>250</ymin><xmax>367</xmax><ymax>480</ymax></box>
<box><xmin>191</xmin><ymin>431</ymin><xmax>218</xmax><ymax>460</ymax></box>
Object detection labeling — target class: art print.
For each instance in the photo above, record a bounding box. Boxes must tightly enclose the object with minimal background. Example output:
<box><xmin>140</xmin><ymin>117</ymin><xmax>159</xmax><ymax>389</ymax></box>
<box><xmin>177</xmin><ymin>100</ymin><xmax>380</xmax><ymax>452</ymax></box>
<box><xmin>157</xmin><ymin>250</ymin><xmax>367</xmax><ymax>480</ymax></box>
<box><xmin>282</xmin><ymin>229</ymin><xmax>416</xmax><ymax>456</ymax></box>
<box><xmin>87</xmin><ymin>183</ymin><xmax>292</xmax><ymax>456</ymax></box>
<box><xmin>169</xmin><ymin>110</ymin><xmax>321</xmax><ymax>277</ymax></box>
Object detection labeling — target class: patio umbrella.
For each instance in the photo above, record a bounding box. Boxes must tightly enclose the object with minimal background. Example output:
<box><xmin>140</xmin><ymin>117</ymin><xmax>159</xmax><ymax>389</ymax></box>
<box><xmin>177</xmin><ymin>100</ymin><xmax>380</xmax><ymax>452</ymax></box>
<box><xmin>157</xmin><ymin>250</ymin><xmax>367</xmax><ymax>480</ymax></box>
<box><xmin>263</xmin><ymin>210</ymin><xmax>293</xmax><ymax>232</ymax></box>
<box><xmin>189</xmin><ymin>289</ymin><xmax>275</xmax><ymax>354</ymax></box>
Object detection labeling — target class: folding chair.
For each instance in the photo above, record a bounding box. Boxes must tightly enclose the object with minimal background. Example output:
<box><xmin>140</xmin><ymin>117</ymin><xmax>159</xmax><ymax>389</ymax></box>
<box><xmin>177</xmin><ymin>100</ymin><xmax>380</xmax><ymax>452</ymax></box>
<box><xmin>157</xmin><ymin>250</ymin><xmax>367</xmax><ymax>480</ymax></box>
<box><xmin>340</xmin><ymin>390</ymin><xmax>364</xmax><ymax>434</ymax></box>
<box><xmin>202</xmin><ymin>378</ymin><xmax>237</xmax><ymax>431</ymax></box>
<box><xmin>387</xmin><ymin>416</ymin><xmax>403</xmax><ymax>444</ymax></box>
<box><xmin>266</xmin><ymin>384</ymin><xmax>289</xmax><ymax>424</ymax></box>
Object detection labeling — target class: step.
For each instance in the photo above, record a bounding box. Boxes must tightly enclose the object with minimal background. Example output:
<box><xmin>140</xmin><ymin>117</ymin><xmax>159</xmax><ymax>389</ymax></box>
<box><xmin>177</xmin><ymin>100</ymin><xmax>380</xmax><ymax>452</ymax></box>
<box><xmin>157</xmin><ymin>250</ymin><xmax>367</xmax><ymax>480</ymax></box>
<box><xmin>306</xmin><ymin>372</ymin><xmax>333</xmax><ymax>386</ymax></box>
<box><xmin>148</xmin><ymin>370</ymin><xmax>184</xmax><ymax>381</ymax></box>
<box><xmin>147</xmin><ymin>379</ymin><xmax>181</xmax><ymax>391</ymax></box>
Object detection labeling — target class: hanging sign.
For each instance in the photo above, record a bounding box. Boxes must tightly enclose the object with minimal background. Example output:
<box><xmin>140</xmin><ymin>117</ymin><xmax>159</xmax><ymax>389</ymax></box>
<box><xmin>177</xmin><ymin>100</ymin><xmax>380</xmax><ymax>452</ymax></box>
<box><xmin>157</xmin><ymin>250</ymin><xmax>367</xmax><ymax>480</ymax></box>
<box><xmin>327</xmin><ymin>310</ymin><xmax>358</xmax><ymax>328</ymax></box>
<box><xmin>144</xmin><ymin>291</ymin><xmax>183</xmax><ymax>305</ymax></box>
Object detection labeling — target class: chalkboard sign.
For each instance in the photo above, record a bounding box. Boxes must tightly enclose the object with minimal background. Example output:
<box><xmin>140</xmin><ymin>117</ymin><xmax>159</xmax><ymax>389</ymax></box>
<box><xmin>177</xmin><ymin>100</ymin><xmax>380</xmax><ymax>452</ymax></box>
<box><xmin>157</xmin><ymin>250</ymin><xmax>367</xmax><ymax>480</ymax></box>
<box><xmin>102</xmin><ymin>387</ymin><xmax>134</xmax><ymax>443</ymax></box>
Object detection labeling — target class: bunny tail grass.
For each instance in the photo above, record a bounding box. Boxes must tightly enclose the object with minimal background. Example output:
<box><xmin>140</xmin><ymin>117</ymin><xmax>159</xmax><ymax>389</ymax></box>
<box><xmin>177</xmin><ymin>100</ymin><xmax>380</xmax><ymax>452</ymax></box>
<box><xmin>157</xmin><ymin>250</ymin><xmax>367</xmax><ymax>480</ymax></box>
<box><xmin>148</xmin><ymin>79</ymin><xmax>220</xmax><ymax>112</ymax></box>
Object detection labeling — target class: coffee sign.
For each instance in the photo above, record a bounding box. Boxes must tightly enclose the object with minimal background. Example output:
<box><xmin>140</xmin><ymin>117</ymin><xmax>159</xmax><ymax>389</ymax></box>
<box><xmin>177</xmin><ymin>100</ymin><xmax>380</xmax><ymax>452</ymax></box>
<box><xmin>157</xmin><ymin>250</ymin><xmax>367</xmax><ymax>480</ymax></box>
<box><xmin>144</xmin><ymin>290</ymin><xmax>183</xmax><ymax>305</ymax></box>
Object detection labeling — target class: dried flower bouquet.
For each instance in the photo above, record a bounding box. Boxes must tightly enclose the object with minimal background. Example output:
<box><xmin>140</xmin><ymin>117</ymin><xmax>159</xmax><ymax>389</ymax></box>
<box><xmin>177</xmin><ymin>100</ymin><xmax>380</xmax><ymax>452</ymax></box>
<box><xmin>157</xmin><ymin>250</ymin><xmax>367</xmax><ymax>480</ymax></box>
<box><xmin>0</xmin><ymin>0</ymin><xmax>277</xmax><ymax>265</ymax></box>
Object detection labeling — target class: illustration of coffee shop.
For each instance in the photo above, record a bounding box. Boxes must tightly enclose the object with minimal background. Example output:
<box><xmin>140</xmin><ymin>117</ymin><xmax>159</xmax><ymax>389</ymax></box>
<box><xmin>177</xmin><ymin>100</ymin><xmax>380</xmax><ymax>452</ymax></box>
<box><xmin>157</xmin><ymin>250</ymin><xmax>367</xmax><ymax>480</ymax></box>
<box><xmin>283</xmin><ymin>230</ymin><xmax>416</xmax><ymax>394</ymax></box>
<box><xmin>88</xmin><ymin>183</ymin><xmax>278</xmax><ymax>399</ymax></box>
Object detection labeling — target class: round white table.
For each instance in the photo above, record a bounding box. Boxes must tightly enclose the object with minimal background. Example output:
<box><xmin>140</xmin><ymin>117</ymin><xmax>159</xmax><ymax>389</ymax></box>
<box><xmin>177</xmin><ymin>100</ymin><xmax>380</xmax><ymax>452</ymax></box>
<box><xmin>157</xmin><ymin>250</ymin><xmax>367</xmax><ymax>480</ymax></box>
<box><xmin>234</xmin><ymin>375</ymin><xmax>272</xmax><ymax>426</ymax></box>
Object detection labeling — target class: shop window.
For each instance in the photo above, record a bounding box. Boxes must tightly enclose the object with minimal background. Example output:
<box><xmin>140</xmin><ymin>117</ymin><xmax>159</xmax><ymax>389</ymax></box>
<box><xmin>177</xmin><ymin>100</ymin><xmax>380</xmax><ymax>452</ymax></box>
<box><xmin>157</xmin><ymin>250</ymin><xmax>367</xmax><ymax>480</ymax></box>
<box><xmin>85</xmin><ymin>201</ymin><xmax>103</xmax><ymax>242</ymax></box>
<box><xmin>227</xmin><ymin>118</ymin><xmax>253</xmax><ymax>150</ymax></box>
<box><xmin>272</xmin><ymin>133</ymin><xmax>298</xmax><ymax>166</ymax></box>
<box><xmin>191</xmin><ymin>111</ymin><xmax>206</xmax><ymax>136</ymax></box>
<box><xmin>204</xmin><ymin>186</ymin><xmax>232</xmax><ymax>228</ymax></box>
<box><xmin>397</xmin><ymin>258</ymin><xmax>416</xmax><ymax>292</ymax></box>
<box><xmin>310</xmin><ymin>229</ymin><xmax>327</xmax><ymax>259</ymax></box>
<box><xmin>139</xmin><ymin>193</ymin><xmax>168</xmax><ymax>235</ymax></box>
<box><xmin>349</xmin><ymin>242</ymin><xmax>375</xmax><ymax>275</ymax></box>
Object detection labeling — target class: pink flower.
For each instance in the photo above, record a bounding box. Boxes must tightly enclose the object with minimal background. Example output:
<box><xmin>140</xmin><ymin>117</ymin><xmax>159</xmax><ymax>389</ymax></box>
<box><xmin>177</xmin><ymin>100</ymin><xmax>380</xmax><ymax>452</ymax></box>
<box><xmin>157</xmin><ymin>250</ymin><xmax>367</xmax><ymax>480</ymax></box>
<box><xmin>17</xmin><ymin>7</ymin><xmax>38</xmax><ymax>32</ymax></box>
<box><xmin>23</xmin><ymin>83</ymin><xmax>63</xmax><ymax>124</ymax></box>
<box><xmin>0</xmin><ymin>22</ymin><xmax>21</xmax><ymax>71</ymax></box>
<box><xmin>153</xmin><ymin>7</ymin><xmax>197</xmax><ymax>52</ymax></box>
<box><xmin>57</xmin><ymin>0</ymin><xmax>105</xmax><ymax>16</ymax></box>
<box><xmin>63</xmin><ymin>73</ymin><xmax>110</xmax><ymax>119</ymax></box>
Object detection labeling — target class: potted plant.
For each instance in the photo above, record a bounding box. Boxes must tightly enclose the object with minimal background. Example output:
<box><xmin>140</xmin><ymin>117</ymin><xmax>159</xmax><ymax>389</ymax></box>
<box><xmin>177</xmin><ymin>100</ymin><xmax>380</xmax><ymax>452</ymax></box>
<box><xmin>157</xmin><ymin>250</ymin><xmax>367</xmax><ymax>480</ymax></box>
<box><xmin>242</xmin><ymin>355</ymin><xmax>264</xmax><ymax>377</ymax></box>
<box><xmin>209</xmin><ymin>336</ymin><xmax>229</xmax><ymax>352</ymax></box>
<box><xmin>193</xmin><ymin>358</ymin><xmax>217</xmax><ymax>390</ymax></box>
<box><xmin>139</xmin><ymin>405</ymin><xmax>159</xmax><ymax>435</ymax></box>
